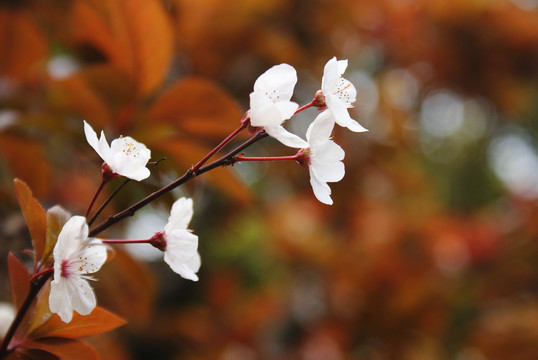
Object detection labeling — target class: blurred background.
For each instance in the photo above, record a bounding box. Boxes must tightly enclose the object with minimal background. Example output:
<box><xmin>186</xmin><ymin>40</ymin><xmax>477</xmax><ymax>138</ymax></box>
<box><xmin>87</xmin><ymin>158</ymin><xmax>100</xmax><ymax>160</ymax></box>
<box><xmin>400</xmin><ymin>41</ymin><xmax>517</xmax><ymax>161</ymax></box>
<box><xmin>1</xmin><ymin>0</ymin><xmax>538</xmax><ymax>359</ymax></box>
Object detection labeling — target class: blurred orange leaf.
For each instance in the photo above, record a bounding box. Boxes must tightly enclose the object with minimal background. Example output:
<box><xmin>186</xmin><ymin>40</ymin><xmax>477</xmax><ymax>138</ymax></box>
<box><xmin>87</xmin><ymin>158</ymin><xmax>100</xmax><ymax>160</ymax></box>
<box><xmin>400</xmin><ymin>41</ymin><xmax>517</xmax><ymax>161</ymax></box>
<box><xmin>0</xmin><ymin>10</ymin><xmax>46</xmax><ymax>79</ymax></box>
<box><xmin>29</xmin><ymin>307</ymin><xmax>126</xmax><ymax>340</ymax></box>
<box><xmin>71</xmin><ymin>0</ymin><xmax>173</xmax><ymax>96</ymax></box>
<box><xmin>25</xmin><ymin>281</ymin><xmax>52</xmax><ymax>337</ymax></box>
<box><xmin>51</xmin><ymin>73</ymin><xmax>111</xmax><ymax>130</ymax></box>
<box><xmin>18</xmin><ymin>338</ymin><xmax>98</xmax><ymax>360</ymax></box>
<box><xmin>0</xmin><ymin>135</ymin><xmax>51</xmax><ymax>198</ymax></box>
<box><xmin>13</xmin><ymin>179</ymin><xmax>47</xmax><ymax>265</ymax></box>
<box><xmin>8</xmin><ymin>252</ymin><xmax>30</xmax><ymax>310</ymax></box>
<box><xmin>148</xmin><ymin>77</ymin><xmax>244</xmax><ymax>139</ymax></box>
<box><xmin>94</xmin><ymin>249</ymin><xmax>155</xmax><ymax>329</ymax></box>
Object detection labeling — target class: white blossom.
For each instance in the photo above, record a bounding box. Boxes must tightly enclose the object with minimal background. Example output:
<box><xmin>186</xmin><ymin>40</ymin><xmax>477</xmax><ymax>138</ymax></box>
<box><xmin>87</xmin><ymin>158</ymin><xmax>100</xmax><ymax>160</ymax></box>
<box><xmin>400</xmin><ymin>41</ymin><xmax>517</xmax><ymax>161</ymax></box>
<box><xmin>321</xmin><ymin>57</ymin><xmax>367</xmax><ymax>133</ymax></box>
<box><xmin>162</xmin><ymin>198</ymin><xmax>201</xmax><ymax>281</ymax></box>
<box><xmin>49</xmin><ymin>216</ymin><xmax>107</xmax><ymax>323</ymax></box>
<box><xmin>304</xmin><ymin>111</ymin><xmax>346</xmax><ymax>205</ymax></box>
<box><xmin>83</xmin><ymin>121</ymin><xmax>151</xmax><ymax>181</ymax></box>
<box><xmin>249</xmin><ymin>64</ymin><xmax>308</xmax><ymax>148</ymax></box>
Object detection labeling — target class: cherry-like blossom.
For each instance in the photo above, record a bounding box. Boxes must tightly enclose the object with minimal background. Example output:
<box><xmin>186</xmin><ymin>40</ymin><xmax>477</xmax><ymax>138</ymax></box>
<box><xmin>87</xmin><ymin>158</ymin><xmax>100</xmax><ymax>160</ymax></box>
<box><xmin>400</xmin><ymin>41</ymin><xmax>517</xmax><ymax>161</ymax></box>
<box><xmin>153</xmin><ymin>198</ymin><xmax>201</xmax><ymax>281</ymax></box>
<box><xmin>303</xmin><ymin>110</ymin><xmax>346</xmax><ymax>205</ymax></box>
<box><xmin>249</xmin><ymin>64</ymin><xmax>308</xmax><ymax>148</ymax></box>
<box><xmin>49</xmin><ymin>216</ymin><xmax>107</xmax><ymax>323</ymax></box>
<box><xmin>83</xmin><ymin>121</ymin><xmax>151</xmax><ymax>181</ymax></box>
<box><xmin>320</xmin><ymin>57</ymin><xmax>367</xmax><ymax>133</ymax></box>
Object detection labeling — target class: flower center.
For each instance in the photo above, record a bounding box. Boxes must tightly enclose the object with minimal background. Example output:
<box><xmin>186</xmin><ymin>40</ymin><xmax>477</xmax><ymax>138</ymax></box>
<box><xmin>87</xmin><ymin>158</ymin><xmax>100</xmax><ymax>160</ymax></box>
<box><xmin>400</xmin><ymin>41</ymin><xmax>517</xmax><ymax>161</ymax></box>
<box><xmin>334</xmin><ymin>78</ymin><xmax>352</xmax><ymax>97</ymax></box>
<box><xmin>265</xmin><ymin>89</ymin><xmax>281</xmax><ymax>102</ymax></box>
<box><xmin>120</xmin><ymin>137</ymin><xmax>140</xmax><ymax>158</ymax></box>
<box><xmin>60</xmin><ymin>259</ymin><xmax>76</xmax><ymax>279</ymax></box>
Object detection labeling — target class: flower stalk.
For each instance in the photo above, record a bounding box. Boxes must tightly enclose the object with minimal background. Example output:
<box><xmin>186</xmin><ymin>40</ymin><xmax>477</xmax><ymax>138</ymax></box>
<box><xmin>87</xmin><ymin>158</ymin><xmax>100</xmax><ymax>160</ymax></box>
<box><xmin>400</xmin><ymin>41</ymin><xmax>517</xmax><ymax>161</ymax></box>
<box><xmin>0</xmin><ymin>272</ymin><xmax>52</xmax><ymax>358</ymax></box>
<box><xmin>89</xmin><ymin>131</ymin><xmax>269</xmax><ymax>237</ymax></box>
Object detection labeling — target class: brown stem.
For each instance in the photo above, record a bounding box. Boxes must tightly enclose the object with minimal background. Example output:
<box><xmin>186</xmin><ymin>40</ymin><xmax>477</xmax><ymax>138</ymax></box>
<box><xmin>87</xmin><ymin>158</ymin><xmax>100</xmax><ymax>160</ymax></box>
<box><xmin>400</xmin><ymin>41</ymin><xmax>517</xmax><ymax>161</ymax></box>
<box><xmin>0</xmin><ymin>273</ymin><xmax>52</xmax><ymax>359</ymax></box>
<box><xmin>84</xmin><ymin>178</ymin><xmax>107</xmax><ymax>219</ymax></box>
<box><xmin>89</xmin><ymin>131</ymin><xmax>268</xmax><ymax>237</ymax></box>
<box><xmin>191</xmin><ymin>120</ymin><xmax>248</xmax><ymax>173</ymax></box>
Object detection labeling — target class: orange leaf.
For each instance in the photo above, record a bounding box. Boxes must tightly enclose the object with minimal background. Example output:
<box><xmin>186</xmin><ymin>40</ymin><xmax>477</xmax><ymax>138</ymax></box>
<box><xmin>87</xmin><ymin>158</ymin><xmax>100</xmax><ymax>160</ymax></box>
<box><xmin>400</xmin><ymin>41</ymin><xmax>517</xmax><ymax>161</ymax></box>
<box><xmin>18</xmin><ymin>338</ymin><xmax>98</xmax><ymax>360</ymax></box>
<box><xmin>92</xmin><ymin>249</ymin><xmax>155</xmax><ymax>329</ymax></box>
<box><xmin>0</xmin><ymin>10</ymin><xmax>47</xmax><ymax>80</ymax></box>
<box><xmin>71</xmin><ymin>0</ymin><xmax>173</xmax><ymax>96</ymax></box>
<box><xmin>51</xmin><ymin>73</ymin><xmax>111</xmax><ymax>130</ymax></box>
<box><xmin>25</xmin><ymin>280</ymin><xmax>53</xmax><ymax>337</ymax></box>
<box><xmin>148</xmin><ymin>77</ymin><xmax>245</xmax><ymax>139</ymax></box>
<box><xmin>7</xmin><ymin>253</ymin><xmax>31</xmax><ymax>310</ymax></box>
<box><xmin>0</xmin><ymin>135</ymin><xmax>52</xmax><ymax>198</ymax></box>
<box><xmin>29</xmin><ymin>307</ymin><xmax>126</xmax><ymax>340</ymax></box>
<box><xmin>13</xmin><ymin>179</ymin><xmax>47</xmax><ymax>266</ymax></box>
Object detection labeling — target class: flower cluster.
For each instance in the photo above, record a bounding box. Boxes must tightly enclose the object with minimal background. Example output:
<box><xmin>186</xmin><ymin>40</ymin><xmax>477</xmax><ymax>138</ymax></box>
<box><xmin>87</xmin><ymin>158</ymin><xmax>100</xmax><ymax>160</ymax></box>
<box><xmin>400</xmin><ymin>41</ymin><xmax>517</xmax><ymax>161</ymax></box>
<box><xmin>247</xmin><ymin>56</ymin><xmax>367</xmax><ymax>204</ymax></box>
<box><xmin>36</xmin><ymin>57</ymin><xmax>366</xmax><ymax>325</ymax></box>
<box><xmin>47</xmin><ymin>124</ymin><xmax>201</xmax><ymax>323</ymax></box>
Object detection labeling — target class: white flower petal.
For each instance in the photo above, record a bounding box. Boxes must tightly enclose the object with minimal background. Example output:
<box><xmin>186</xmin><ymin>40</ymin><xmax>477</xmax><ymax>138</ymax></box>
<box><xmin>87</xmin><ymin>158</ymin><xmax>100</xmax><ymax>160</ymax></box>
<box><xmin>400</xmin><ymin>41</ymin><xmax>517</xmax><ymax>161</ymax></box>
<box><xmin>325</xmin><ymin>94</ymin><xmax>367</xmax><ymax>132</ymax></box>
<box><xmin>265</xmin><ymin>125</ymin><xmax>308</xmax><ymax>149</ymax></box>
<box><xmin>321</xmin><ymin>57</ymin><xmax>339</xmax><ymax>95</ymax></box>
<box><xmin>79</xmin><ymin>239</ymin><xmax>107</xmax><ymax>274</ymax></box>
<box><xmin>336</xmin><ymin>59</ymin><xmax>348</xmax><ymax>78</ymax></box>
<box><xmin>317</xmin><ymin>139</ymin><xmax>345</xmax><ymax>162</ymax></box>
<box><xmin>274</xmin><ymin>100</ymin><xmax>299</xmax><ymax>121</ymax></box>
<box><xmin>49</xmin><ymin>279</ymin><xmax>73</xmax><ymax>323</ymax></box>
<box><xmin>164</xmin><ymin>231</ymin><xmax>200</xmax><ymax>281</ymax></box>
<box><xmin>309</xmin><ymin>167</ymin><xmax>334</xmax><ymax>205</ymax></box>
<box><xmin>166</xmin><ymin>230</ymin><xmax>199</xmax><ymax>260</ymax></box>
<box><xmin>97</xmin><ymin>131</ymin><xmax>112</xmax><ymax>164</ymax></box>
<box><xmin>83</xmin><ymin>121</ymin><xmax>102</xmax><ymax>158</ymax></box>
<box><xmin>249</xmin><ymin>91</ymin><xmax>285</xmax><ymax>128</ymax></box>
<box><xmin>337</xmin><ymin>79</ymin><xmax>357</xmax><ymax>107</ymax></box>
<box><xmin>253</xmin><ymin>63</ymin><xmax>297</xmax><ymax>102</ymax></box>
<box><xmin>164</xmin><ymin>257</ymin><xmax>200</xmax><ymax>281</ymax></box>
<box><xmin>306</xmin><ymin>111</ymin><xmax>336</xmax><ymax>147</ymax></box>
<box><xmin>311</xmin><ymin>157</ymin><xmax>345</xmax><ymax>183</ymax></box>
<box><xmin>164</xmin><ymin>198</ymin><xmax>193</xmax><ymax>234</ymax></box>
<box><xmin>54</xmin><ymin>216</ymin><xmax>88</xmax><ymax>261</ymax></box>
<box><xmin>69</xmin><ymin>279</ymin><xmax>96</xmax><ymax>316</ymax></box>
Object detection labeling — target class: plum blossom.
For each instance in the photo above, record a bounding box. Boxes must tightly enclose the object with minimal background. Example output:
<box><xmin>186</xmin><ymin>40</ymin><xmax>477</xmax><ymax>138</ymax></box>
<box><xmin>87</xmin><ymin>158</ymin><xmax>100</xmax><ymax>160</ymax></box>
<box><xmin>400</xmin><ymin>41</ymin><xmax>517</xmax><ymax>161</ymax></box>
<box><xmin>302</xmin><ymin>111</ymin><xmax>346</xmax><ymax>205</ymax></box>
<box><xmin>249</xmin><ymin>64</ymin><xmax>308</xmax><ymax>148</ymax></box>
<box><xmin>49</xmin><ymin>216</ymin><xmax>107</xmax><ymax>323</ymax></box>
<box><xmin>319</xmin><ymin>57</ymin><xmax>367</xmax><ymax>133</ymax></box>
<box><xmin>83</xmin><ymin>120</ymin><xmax>151</xmax><ymax>181</ymax></box>
<box><xmin>152</xmin><ymin>198</ymin><xmax>201</xmax><ymax>281</ymax></box>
